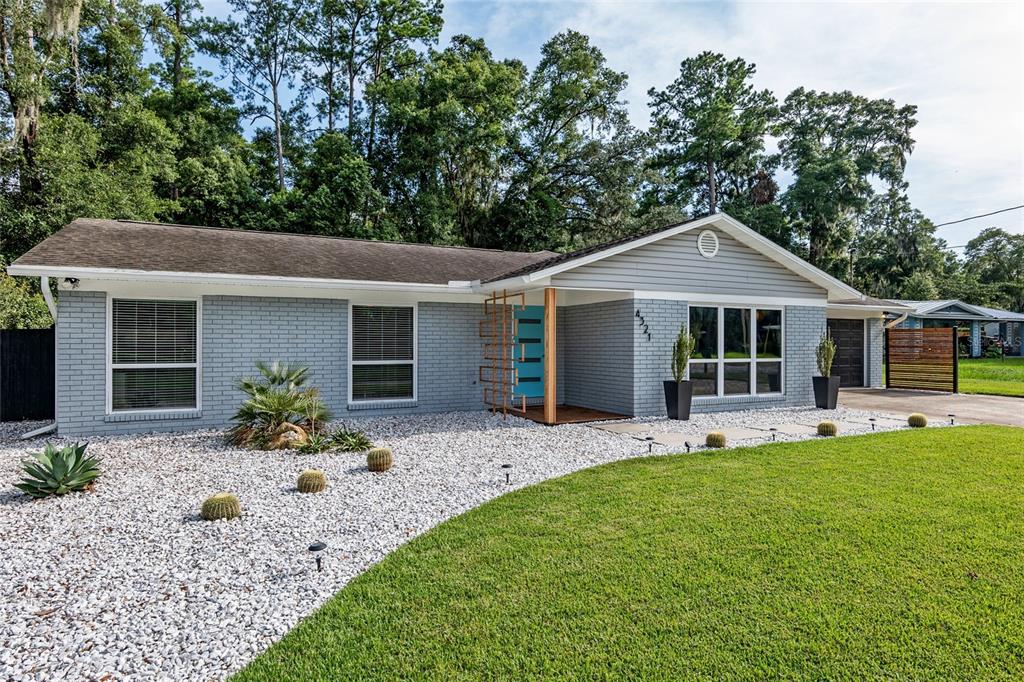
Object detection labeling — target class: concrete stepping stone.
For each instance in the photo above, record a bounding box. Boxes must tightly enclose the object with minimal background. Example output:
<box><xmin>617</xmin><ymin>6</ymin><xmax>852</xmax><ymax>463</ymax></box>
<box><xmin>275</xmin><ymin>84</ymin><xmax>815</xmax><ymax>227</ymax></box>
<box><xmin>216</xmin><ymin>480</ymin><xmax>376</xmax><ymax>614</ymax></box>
<box><xmin>717</xmin><ymin>426</ymin><xmax>772</xmax><ymax>441</ymax></box>
<box><xmin>771</xmin><ymin>422</ymin><xmax>819</xmax><ymax>436</ymax></box>
<box><xmin>642</xmin><ymin>432</ymin><xmax>694</xmax><ymax>447</ymax></box>
<box><xmin>593</xmin><ymin>422</ymin><xmax>652</xmax><ymax>434</ymax></box>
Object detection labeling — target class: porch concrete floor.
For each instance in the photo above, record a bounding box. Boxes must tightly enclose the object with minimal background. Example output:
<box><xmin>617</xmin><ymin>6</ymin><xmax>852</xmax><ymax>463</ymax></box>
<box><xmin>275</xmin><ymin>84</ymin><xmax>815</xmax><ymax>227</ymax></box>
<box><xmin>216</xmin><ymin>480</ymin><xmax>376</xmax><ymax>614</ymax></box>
<box><xmin>839</xmin><ymin>388</ymin><xmax>1024</xmax><ymax>427</ymax></box>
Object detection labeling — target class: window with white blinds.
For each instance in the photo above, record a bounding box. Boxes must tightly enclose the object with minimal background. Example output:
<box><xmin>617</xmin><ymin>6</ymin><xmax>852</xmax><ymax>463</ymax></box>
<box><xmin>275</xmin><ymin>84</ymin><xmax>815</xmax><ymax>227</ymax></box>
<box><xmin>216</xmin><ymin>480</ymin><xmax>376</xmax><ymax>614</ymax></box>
<box><xmin>110</xmin><ymin>299</ymin><xmax>199</xmax><ymax>411</ymax></box>
<box><xmin>350</xmin><ymin>305</ymin><xmax>415</xmax><ymax>401</ymax></box>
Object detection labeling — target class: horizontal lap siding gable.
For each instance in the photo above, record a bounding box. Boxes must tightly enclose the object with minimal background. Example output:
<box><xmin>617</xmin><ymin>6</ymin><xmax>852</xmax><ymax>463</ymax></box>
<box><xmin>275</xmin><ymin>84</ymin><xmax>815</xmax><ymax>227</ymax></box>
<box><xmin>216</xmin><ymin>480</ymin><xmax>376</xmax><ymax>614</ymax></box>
<box><xmin>550</xmin><ymin>228</ymin><xmax>826</xmax><ymax>299</ymax></box>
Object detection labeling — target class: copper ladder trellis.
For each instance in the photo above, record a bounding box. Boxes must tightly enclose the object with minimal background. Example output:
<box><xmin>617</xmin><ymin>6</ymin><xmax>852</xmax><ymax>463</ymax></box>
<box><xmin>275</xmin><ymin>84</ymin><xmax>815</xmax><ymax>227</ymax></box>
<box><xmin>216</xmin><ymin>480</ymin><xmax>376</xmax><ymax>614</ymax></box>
<box><xmin>480</xmin><ymin>289</ymin><xmax>526</xmax><ymax>418</ymax></box>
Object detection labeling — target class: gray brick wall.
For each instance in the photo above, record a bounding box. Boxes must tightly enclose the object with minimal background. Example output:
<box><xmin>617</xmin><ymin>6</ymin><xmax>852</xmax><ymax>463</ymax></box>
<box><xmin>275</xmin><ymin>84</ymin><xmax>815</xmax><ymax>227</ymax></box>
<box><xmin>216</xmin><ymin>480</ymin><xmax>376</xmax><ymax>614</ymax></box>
<box><xmin>561</xmin><ymin>299</ymin><xmax>634</xmax><ymax>415</ymax></box>
<box><xmin>54</xmin><ymin>294</ymin><xmax>492</xmax><ymax>435</ymax></box>
<box><xmin>781</xmin><ymin>305</ymin><xmax>826</xmax><ymax>407</ymax></box>
<box><xmin>866</xmin><ymin>317</ymin><xmax>885</xmax><ymax>387</ymax></box>
<box><xmin>632</xmin><ymin>299</ymin><xmax>688</xmax><ymax>416</ymax></box>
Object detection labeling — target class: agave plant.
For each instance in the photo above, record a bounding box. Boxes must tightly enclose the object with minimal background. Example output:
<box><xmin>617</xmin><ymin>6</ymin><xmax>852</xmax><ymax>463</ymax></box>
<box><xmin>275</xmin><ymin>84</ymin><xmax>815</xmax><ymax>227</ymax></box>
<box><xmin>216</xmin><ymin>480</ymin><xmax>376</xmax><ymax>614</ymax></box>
<box><xmin>330</xmin><ymin>426</ymin><xmax>373</xmax><ymax>452</ymax></box>
<box><xmin>227</xmin><ymin>361</ymin><xmax>333</xmax><ymax>450</ymax></box>
<box><xmin>16</xmin><ymin>443</ymin><xmax>101</xmax><ymax>499</ymax></box>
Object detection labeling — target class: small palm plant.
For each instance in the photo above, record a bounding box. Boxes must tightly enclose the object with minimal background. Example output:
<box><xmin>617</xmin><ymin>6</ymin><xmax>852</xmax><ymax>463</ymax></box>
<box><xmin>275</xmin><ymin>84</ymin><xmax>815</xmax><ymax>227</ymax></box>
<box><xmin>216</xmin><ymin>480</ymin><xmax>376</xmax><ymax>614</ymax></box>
<box><xmin>16</xmin><ymin>443</ymin><xmax>101</xmax><ymax>499</ymax></box>
<box><xmin>228</xmin><ymin>361</ymin><xmax>332</xmax><ymax>450</ymax></box>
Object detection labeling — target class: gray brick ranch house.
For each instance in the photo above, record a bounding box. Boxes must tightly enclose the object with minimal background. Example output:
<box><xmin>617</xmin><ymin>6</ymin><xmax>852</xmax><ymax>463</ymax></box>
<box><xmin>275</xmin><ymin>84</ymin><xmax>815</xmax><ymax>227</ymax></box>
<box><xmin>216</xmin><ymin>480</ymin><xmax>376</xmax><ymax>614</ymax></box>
<box><xmin>8</xmin><ymin>213</ymin><xmax>903</xmax><ymax>436</ymax></box>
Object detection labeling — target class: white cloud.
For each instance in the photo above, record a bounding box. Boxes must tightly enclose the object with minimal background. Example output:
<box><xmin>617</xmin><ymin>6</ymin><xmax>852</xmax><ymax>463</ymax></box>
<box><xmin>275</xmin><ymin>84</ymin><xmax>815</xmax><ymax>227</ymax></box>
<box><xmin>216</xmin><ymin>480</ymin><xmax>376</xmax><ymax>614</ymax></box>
<box><xmin>443</xmin><ymin>0</ymin><xmax>1024</xmax><ymax>244</ymax></box>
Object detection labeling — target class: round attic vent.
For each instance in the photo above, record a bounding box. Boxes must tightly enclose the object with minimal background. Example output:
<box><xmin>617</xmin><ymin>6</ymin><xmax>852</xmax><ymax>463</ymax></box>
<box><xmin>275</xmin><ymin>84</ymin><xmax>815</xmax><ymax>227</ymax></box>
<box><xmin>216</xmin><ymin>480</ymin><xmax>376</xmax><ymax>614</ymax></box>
<box><xmin>697</xmin><ymin>229</ymin><xmax>719</xmax><ymax>258</ymax></box>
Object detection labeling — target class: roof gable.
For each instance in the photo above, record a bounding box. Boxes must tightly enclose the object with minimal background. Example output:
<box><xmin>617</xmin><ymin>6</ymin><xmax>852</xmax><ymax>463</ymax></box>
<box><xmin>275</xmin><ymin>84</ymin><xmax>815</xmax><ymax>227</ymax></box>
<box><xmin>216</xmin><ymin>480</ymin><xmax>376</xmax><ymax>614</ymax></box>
<box><xmin>483</xmin><ymin>213</ymin><xmax>864</xmax><ymax>301</ymax></box>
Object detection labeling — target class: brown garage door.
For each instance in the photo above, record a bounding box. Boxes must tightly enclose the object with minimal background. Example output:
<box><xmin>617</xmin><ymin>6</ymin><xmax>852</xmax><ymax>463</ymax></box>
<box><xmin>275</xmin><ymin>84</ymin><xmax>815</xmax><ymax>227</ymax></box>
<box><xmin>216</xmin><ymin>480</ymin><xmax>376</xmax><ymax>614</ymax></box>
<box><xmin>826</xmin><ymin>319</ymin><xmax>864</xmax><ymax>387</ymax></box>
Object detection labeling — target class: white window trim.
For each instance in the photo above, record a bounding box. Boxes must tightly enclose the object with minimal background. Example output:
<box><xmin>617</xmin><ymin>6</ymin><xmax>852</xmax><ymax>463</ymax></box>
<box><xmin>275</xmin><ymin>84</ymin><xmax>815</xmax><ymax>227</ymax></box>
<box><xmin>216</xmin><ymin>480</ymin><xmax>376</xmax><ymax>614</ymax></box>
<box><xmin>106</xmin><ymin>295</ymin><xmax>203</xmax><ymax>415</ymax></box>
<box><xmin>347</xmin><ymin>301</ymin><xmax>418</xmax><ymax>405</ymax></box>
<box><xmin>687</xmin><ymin>305</ymin><xmax>785</xmax><ymax>399</ymax></box>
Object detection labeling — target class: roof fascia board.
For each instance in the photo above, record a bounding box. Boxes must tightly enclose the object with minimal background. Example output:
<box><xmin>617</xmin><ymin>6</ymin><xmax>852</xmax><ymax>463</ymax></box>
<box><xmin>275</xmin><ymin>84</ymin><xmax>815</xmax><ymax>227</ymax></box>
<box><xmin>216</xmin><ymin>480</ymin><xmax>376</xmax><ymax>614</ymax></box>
<box><xmin>6</xmin><ymin>264</ymin><xmax>474</xmax><ymax>294</ymax></box>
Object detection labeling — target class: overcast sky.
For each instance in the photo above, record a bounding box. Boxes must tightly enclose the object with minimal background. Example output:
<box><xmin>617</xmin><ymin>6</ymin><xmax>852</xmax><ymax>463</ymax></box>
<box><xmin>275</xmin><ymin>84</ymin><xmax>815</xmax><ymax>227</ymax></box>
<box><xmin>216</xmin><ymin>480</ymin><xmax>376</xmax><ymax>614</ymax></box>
<box><xmin>203</xmin><ymin>0</ymin><xmax>1024</xmax><ymax>247</ymax></box>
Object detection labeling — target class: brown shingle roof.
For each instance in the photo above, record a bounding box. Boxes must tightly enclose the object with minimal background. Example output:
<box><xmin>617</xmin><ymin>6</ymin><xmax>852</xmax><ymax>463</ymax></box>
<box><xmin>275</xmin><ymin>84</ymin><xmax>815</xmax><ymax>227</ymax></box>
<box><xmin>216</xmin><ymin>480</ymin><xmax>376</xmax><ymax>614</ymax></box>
<box><xmin>12</xmin><ymin>219</ymin><xmax>556</xmax><ymax>285</ymax></box>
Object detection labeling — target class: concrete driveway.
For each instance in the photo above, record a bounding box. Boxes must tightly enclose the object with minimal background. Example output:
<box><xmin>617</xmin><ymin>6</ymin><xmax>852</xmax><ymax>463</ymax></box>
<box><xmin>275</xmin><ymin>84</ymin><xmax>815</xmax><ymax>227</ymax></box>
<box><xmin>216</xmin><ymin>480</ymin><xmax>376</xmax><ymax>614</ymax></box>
<box><xmin>839</xmin><ymin>388</ymin><xmax>1024</xmax><ymax>427</ymax></box>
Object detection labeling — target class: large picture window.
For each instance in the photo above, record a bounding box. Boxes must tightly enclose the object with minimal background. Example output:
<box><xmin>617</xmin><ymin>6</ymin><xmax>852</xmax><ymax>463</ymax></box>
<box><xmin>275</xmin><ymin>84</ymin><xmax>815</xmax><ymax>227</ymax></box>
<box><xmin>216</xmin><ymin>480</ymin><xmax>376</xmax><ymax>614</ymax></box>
<box><xmin>350</xmin><ymin>304</ymin><xmax>416</xmax><ymax>402</ymax></box>
<box><xmin>687</xmin><ymin>306</ymin><xmax>783</xmax><ymax>397</ymax></box>
<box><xmin>109</xmin><ymin>298</ymin><xmax>199</xmax><ymax>412</ymax></box>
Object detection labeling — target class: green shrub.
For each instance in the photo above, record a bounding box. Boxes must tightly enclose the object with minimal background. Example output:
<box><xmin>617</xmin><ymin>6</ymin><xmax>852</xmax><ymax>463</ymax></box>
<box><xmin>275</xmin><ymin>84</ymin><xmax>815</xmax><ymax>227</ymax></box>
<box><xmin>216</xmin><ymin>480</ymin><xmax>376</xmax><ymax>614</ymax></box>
<box><xmin>297</xmin><ymin>469</ymin><xmax>328</xmax><ymax>493</ymax></box>
<box><xmin>201</xmin><ymin>493</ymin><xmax>241</xmax><ymax>520</ymax></box>
<box><xmin>908</xmin><ymin>413</ymin><xmax>928</xmax><ymax>428</ymax></box>
<box><xmin>367</xmin><ymin>447</ymin><xmax>393</xmax><ymax>472</ymax></box>
<box><xmin>227</xmin><ymin>361</ymin><xmax>332</xmax><ymax>450</ymax></box>
<box><xmin>817</xmin><ymin>420</ymin><xmax>838</xmax><ymax>437</ymax></box>
<box><xmin>16</xmin><ymin>442</ymin><xmax>101</xmax><ymax>499</ymax></box>
<box><xmin>330</xmin><ymin>427</ymin><xmax>373</xmax><ymax>452</ymax></box>
<box><xmin>705</xmin><ymin>432</ymin><xmax>726</xmax><ymax>449</ymax></box>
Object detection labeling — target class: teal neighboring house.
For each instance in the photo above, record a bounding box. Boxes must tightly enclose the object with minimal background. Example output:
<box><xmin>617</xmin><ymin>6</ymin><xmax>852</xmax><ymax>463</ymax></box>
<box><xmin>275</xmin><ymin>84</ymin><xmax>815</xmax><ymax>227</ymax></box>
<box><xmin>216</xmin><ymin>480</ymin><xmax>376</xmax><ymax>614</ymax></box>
<box><xmin>892</xmin><ymin>299</ymin><xmax>1024</xmax><ymax>357</ymax></box>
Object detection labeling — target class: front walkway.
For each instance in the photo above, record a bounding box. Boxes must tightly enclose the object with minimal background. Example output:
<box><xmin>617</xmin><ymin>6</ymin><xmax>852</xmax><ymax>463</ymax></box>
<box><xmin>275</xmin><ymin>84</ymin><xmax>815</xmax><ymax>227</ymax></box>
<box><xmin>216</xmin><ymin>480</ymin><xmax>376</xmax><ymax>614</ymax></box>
<box><xmin>839</xmin><ymin>388</ymin><xmax>1024</xmax><ymax>427</ymax></box>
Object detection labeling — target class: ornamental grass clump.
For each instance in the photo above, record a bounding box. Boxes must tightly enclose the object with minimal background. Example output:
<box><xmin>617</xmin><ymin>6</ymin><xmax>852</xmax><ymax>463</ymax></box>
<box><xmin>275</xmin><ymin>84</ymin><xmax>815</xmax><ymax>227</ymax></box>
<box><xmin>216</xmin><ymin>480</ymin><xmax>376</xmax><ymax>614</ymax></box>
<box><xmin>705</xmin><ymin>432</ymin><xmax>726</xmax><ymax>449</ymax></box>
<box><xmin>201</xmin><ymin>493</ymin><xmax>241</xmax><ymax>521</ymax></box>
<box><xmin>16</xmin><ymin>442</ymin><xmax>101</xmax><ymax>499</ymax></box>
<box><xmin>817</xmin><ymin>420</ymin><xmax>838</xmax><ymax>437</ymax></box>
<box><xmin>908</xmin><ymin>413</ymin><xmax>928</xmax><ymax>428</ymax></box>
<box><xmin>367</xmin><ymin>447</ymin><xmax>393</xmax><ymax>472</ymax></box>
<box><xmin>297</xmin><ymin>470</ymin><xmax>328</xmax><ymax>494</ymax></box>
<box><xmin>227</xmin><ymin>361</ymin><xmax>332</xmax><ymax>450</ymax></box>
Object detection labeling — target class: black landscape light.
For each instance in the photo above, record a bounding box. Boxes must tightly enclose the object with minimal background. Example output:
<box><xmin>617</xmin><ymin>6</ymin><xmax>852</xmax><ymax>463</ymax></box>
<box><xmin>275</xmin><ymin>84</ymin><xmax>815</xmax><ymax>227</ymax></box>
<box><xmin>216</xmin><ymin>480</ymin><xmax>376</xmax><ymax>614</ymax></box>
<box><xmin>645</xmin><ymin>436</ymin><xmax>655</xmax><ymax>454</ymax></box>
<box><xmin>308</xmin><ymin>542</ymin><xmax>327</xmax><ymax>572</ymax></box>
<box><xmin>768</xmin><ymin>427</ymin><xmax>778</xmax><ymax>442</ymax></box>
<box><xmin>501</xmin><ymin>463</ymin><xmax>513</xmax><ymax>484</ymax></box>
<box><xmin>684</xmin><ymin>441</ymin><xmax>691</xmax><ymax>453</ymax></box>
<box><xmin>948</xmin><ymin>413</ymin><xmax>956</xmax><ymax>425</ymax></box>
<box><xmin>868</xmin><ymin>418</ymin><xmax>877</xmax><ymax>431</ymax></box>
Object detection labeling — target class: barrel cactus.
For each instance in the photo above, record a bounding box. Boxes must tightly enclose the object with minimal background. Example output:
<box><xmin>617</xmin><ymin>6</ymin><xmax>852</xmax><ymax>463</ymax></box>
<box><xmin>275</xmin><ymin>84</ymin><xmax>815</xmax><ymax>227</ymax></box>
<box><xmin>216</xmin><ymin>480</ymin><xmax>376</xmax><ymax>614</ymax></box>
<box><xmin>817</xmin><ymin>420</ymin><xmax>838</xmax><ymax>437</ymax></box>
<box><xmin>705</xmin><ymin>432</ymin><xmax>726</xmax><ymax>449</ymax></box>
<box><xmin>908</xmin><ymin>413</ymin><xmax>928</xmax><ymax>428</ymax></box>
<box><xmin>297</xmin><ymin>469</ymin><xmax>328</xmax><ymax>493</ymax></box>
<box><xmin>201</xmin><ymin>493</ymin><xmax>241</xmax><ymax>521</ymax></box>
<box><xmin>367</xmin><ymin>447</ymin><xmax>393</xmax><ymax>472</ymax></box>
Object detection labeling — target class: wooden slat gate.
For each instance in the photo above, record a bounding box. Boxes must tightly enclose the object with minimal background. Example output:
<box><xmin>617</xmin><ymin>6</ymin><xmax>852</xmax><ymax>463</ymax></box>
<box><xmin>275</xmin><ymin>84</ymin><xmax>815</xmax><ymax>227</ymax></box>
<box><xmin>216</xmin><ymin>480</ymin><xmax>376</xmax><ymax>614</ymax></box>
<box><xmin>1</xmin><ymin>328</ymin><xmax>56</xmax><ymax>421</ymax></box>
<box><xmin>885</xmin><ymin>327</ymin><xmax>958</xmax><ymax>392</ymax></box>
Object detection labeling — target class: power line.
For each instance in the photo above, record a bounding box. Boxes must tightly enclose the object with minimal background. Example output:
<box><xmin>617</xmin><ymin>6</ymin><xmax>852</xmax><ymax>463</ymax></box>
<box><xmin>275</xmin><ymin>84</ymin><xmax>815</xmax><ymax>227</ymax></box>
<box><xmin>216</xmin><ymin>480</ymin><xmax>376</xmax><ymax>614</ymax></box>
<box><xmin>932</xmin><ymin>204</ymin><xmax>1024</xmax><ymax>228</ymax></box>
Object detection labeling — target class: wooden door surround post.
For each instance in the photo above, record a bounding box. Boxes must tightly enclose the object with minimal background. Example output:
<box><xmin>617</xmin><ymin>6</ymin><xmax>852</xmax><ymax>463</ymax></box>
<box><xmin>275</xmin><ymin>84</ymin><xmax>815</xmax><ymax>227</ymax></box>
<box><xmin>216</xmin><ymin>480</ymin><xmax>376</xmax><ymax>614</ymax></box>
<box><xmin>543</xmin><ymin>288</ymin><xmax>557</xmax><ymax>424</ymax></box>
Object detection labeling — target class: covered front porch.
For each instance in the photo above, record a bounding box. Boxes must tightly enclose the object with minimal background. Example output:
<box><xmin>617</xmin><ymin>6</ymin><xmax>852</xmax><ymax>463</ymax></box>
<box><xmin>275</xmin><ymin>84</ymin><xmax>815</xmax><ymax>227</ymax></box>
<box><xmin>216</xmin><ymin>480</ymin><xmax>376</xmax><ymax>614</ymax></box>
<box><xmin>480</xmin><ymin>287</ymin><xmax>635</xmax><ymax>425</ymax></box>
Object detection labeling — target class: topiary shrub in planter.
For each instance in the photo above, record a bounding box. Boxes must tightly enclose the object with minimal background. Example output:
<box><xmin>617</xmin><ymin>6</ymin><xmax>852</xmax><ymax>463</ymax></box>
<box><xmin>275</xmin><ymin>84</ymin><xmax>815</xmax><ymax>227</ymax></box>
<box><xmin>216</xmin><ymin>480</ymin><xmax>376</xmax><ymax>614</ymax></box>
<box><xmin>812</xmin><ymin>332</ymin><xmax>840</xmax><ymax>409</ymax></box>
<box><xmin>908</xmin><ymin>413</ymin><xmax>928</xmax><ymax>428</ymax></box>
<box><xmin>367</xmin><ymin>447</ymin><xmax>393</xmax><ymax>472</ymax></box>
<box><xmin>817</xmin><ymin>420</ymin><xmax>838</xmax><ymax>437</ymax></box>
<box><xmin>663</xmin><ymin>326</ymin><xmax>696</xmax><ymax>421</ymax></box>
<box><xmin>201</xmin><ymin>493</ymin><xmax>241</xmax><ymax>521</ymax></box>
<box><xmin>297</xmin><ymin>469</ymin><xmax>328</xmax><ymax>493</ymax></box>
<box><xmin>16</xmin><ymin>442</ymin><xmax>101</xmax><ymax>499</ymax></box>
<box><xmin>705</xmin><ymin>432</ymin><xmax>726</xmax><ymax>449</ymax></box>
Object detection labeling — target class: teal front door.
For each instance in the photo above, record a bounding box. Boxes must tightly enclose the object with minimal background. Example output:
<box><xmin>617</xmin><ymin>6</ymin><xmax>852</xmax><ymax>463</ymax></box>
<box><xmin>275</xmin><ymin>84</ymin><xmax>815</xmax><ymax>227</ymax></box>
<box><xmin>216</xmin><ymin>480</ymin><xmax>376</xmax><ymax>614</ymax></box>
<box><xmin>513</xmin><ymin>305</ymin><xmax>545</xmax><ymax>401</ymax></box>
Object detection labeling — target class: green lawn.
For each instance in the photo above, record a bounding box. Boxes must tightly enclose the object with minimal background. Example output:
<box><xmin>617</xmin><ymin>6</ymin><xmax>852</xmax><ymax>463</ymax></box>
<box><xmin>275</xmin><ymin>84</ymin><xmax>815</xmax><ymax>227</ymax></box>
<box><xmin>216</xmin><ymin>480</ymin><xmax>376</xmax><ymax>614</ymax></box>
<box><xmin>238</xmin><ymin>427</ymin><xmax>1024</xmax><ymax>681</ymax></box>
<box><xmin>960</xmin><ymin>356</ymin><xmax>1024</xmax><ymax>397</ymax></box>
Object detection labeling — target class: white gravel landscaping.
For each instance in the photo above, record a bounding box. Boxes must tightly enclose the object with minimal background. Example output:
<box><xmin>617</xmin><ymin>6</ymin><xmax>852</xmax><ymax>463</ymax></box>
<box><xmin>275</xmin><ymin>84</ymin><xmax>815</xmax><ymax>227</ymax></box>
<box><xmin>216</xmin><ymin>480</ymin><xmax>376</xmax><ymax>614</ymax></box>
<box><xmin>0</xmin><ymin>406</ymin><xmax>926</xmax><ymax>681</ymax></box>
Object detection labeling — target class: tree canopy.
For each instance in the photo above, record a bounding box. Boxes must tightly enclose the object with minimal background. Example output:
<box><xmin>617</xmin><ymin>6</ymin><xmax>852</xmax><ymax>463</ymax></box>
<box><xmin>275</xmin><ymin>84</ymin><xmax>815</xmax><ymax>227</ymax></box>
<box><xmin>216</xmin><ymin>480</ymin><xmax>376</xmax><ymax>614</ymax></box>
<box><xmin>0</xmin><ymin>1</ymin><xmax>1020</xmax><ymax>328</ymax></box>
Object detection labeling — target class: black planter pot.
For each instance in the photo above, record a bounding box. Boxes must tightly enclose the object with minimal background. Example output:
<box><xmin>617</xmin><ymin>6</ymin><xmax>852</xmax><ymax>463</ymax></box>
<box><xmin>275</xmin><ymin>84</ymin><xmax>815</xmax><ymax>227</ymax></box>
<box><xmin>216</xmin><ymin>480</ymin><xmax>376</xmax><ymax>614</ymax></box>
<box><xmin>812</xmin><ymin>375</ymin><xmax>841</xmax><ymax>409</ymax></box>
<box><xmin>663</xmin><ymin>380</ymin><xmax>694</xmax><ymax>420</ymax></box>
